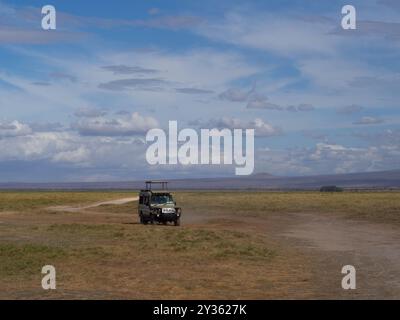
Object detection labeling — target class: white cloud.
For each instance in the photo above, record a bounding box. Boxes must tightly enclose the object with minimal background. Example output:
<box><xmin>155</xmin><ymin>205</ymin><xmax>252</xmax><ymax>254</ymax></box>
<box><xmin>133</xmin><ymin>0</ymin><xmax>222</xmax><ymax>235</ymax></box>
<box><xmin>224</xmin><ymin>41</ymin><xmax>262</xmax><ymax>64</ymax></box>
<box><xmin>255</xmin><ymin>141</ymin><xmax>400</xmax><ymax>175</ymax></box>
<box><xmin>192</xmin><ymin>117</ymin><xmax>281</xmax><ymax>137</ymax></box>
<box><xmin>73</xmin><ymin>112</ymin><xmax>158</xmax><ymax>136</ymax></box>
<box><xmin>336</xmin><ymin>104</ymin><xmax>364</xmax><ymax>114</ymax></box>
<box><xmin>74</xmin><ymin>107</ymin><xmax>107</xmax><ymax>118</ymax></box>
<box><xmin>196</xmin><ymin>12</ymin><xmax>338</xmax><ymax>56</ymax></box>
<box><xmin>247</xmin><ymin>98</ymin><xmax>282</xmax><ymax>110</ymax></box>
<box><xmin>0</xmin><ymin>47</ymin><xmax>259</xmax><ymax>123</ymax></box>
<box><xmin>250</xmin><ymin>118</ymin><xmax>282</xmax><ymax>137</ymax></box>
<box><xmin>353</xmin><ymin>116</ymin><xmax>384</xmax><ymax>125</ymax></box>
<box><xmin>0</xmin><ymin>120</ymin><xmax>32</xmax><ymax>137</ymax></box>
<box><xmin>310</xmin><ymin>143</ymin><xmax>361</xmax><ymax>161</ymax></box>
<box><xmin>52</xmin><ymin>146</ymin><xmax>90</xmax><ymax>164</ymax></box>
<box><xmin>0</xmin><ymin>122</ymin><xmax>148</xmax><ymax>171</ymax></box>
<box><xmin>0</xmin><ymin>131</ymin><xmax>73</xmax><ymax>161</ymax></box>
<box><xmin>219</xmin><ymin>87</ymin><xmax>255</xmax><ymax>102</ymax></box>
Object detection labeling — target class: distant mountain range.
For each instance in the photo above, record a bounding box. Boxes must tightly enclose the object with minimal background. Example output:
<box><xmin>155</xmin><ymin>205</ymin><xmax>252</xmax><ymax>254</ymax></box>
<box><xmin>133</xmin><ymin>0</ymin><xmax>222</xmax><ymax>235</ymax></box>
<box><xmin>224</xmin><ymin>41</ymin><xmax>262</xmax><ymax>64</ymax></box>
<box><xmin>0</xmin><ymin>169</ymin><xmax>399</xmax><ymax>190</ymax></box>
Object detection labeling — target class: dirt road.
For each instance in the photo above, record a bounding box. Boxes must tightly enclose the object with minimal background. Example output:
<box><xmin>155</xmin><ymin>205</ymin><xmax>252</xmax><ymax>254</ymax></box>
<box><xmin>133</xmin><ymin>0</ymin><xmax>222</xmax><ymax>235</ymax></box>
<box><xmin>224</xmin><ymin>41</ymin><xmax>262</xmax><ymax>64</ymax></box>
<box><xmin>48</xmin><ymin>197</ymin><xmax>139</xmax><ymax>213</ymax></box>
<box><xmin>193</xmin><ymin>210</ymin><xmax>400</xmax><ymax>298</ymax></box>
<box><xmin>280</xmin><ymin>213</ymin><xmax>400</xmax><ymax>298</ymax></box>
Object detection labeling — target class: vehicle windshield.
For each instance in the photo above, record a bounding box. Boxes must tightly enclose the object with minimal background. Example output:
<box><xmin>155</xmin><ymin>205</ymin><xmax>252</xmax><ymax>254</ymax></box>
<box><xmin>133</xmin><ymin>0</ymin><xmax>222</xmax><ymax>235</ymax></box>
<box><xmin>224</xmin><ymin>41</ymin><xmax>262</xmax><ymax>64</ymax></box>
<box><xmin>151</xmin><ymin>194</ymin><xmax>174</xmax><ymax>205</ymax></box>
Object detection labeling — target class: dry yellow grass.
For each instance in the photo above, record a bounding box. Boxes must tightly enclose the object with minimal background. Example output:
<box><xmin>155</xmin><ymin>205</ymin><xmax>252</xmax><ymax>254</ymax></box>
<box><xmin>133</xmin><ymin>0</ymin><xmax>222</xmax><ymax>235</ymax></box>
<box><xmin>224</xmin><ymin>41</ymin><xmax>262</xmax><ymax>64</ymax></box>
<box><xmin>1</xmin><ymin>190</ymin><xmax>399</xmax><ymax>299</ymax></box>
<box><xmin>175</xmin><ymin>191</ymin><xmax>400</xmax><ymax>225</ymax></box>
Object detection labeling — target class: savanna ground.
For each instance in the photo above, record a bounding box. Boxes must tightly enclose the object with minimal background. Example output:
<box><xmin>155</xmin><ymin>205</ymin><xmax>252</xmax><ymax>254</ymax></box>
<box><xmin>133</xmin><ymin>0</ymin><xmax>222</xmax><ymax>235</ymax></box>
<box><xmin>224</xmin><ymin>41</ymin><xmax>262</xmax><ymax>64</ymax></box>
<box><xmin>0</xmin><ymin>190</ymin><xmax>400</xmax><ymax>299</ymax></box>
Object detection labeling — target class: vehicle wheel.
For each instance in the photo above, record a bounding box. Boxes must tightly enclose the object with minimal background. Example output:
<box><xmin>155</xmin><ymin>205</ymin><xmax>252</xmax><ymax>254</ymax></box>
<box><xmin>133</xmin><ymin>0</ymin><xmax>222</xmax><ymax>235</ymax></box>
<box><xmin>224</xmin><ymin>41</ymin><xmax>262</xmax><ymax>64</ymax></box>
<box><xmin>174</xmin><ymin>218</ymin><xmax>180</xmax><ymax>226</ymax></box>
<box><xmin>140</xmin><ymin>213</ymin><xmax>148</xmax><ymax>225</ymax></box>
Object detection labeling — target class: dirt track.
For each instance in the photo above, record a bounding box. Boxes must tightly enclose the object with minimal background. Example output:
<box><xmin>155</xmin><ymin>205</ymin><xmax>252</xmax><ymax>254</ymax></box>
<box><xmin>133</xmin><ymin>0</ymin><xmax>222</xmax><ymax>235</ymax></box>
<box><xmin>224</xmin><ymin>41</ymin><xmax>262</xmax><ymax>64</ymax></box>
<box><xmin>48</xmin><ymin>197</ymin><xmax>139</xmax><ymax>213</ymax></box>
<box><xmin>281</xmin><ymin>213</ymin><xmax>400</xmax><ymax>298</ymax></box>
<box><xmin>184</xmin><ymin>208</ymin><xmax>400</xmax><ymax>298</ymax></box>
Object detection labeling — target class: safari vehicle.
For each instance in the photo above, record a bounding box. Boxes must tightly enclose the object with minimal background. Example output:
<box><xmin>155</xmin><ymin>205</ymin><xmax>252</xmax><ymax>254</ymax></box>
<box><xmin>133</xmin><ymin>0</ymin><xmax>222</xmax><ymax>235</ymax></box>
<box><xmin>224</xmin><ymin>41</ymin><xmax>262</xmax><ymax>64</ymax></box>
<box><xmin>138</xmin><ymin>181</ymin><xmax>182</xmax><ymax>226</ymax></box>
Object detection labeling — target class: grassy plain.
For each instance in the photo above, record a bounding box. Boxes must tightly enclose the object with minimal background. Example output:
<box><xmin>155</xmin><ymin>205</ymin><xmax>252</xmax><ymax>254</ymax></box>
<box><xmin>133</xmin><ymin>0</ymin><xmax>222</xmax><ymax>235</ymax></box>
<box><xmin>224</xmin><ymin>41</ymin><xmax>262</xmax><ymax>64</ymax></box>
<box><xmin>0</xmin><ymin>190</ymin><xmax>399</xmax><ymax>299</ymax></box>
<box><xmin>175</xmin><ymin>191</ymin><xmax>400</xmax><ymax>224</ymax></box>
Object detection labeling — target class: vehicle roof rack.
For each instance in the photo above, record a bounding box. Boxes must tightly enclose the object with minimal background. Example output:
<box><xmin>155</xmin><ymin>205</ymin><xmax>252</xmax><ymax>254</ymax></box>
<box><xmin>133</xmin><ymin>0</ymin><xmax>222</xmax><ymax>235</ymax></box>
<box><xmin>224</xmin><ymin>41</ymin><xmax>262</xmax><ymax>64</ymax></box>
<box><xmin>145</xmin><ymin>180</ymin><xmax>169</xmax><ymax>191</ymax></box>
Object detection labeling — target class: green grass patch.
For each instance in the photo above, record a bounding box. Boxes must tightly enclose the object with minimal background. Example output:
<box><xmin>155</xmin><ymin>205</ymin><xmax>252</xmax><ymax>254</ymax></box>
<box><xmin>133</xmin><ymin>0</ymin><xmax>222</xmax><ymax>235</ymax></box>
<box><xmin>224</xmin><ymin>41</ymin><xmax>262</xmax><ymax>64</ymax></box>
<box><xmin>167</xmin><ymin>229</ymin><xmax>274</xmax><ymax>260</ymax></box>
<box><xmin>46</xmin><ymin>222</ymin><xmax>274</xmax><ymax>261</ymax></box>
<box><xmin>0</xmin><ymin>241</ymin><xmax>112</xmax><ymax>279</ymax></box>
<box><xmin>121</xmin><ymin>226</ymin><xmax>275</xmax><ymax>261</ymax></box>
<box><xmin>0</xmin><ymin>243</ymin><xmax>66</xmax><ymax>277</ymax></box>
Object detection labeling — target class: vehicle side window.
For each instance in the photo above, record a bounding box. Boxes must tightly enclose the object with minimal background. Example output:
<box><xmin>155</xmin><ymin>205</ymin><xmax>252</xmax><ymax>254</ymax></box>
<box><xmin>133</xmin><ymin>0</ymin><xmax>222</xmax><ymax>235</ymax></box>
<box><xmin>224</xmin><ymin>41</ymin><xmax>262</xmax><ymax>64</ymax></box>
<box><xmin>139</xmin><ymin>196</ymin><xmax>143</xmax><ymax>204</ymax></box>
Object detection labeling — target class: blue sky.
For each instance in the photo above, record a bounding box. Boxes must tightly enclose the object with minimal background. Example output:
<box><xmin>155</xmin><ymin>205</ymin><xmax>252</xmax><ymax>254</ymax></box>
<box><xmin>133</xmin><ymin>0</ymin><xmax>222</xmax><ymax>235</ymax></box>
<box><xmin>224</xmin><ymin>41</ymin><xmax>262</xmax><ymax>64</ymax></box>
<box><xmin>0</xmin><ymin>0</ymin><xmax>399</xmax><ymax>182</ymax></box>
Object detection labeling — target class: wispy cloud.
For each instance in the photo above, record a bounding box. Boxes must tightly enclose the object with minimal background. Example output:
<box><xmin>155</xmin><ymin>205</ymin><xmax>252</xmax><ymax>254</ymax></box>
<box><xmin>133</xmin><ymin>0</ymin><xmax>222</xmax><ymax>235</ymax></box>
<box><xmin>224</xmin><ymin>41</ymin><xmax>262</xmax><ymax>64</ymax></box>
<box><xmin>98</xmin><ymin>78</ymin><xmax>168</xmax><ymax>91</ymax></box>
<box><xmin>72</xmin><ymin>112</ymin><xmax>158</xmax><ymax>136</ymax></box>
<box><xmin>353</xmin><ymin>116</ymin><xmax>384</xmax><ymax>125</ymax></box>
<box><xmin>58</xmin><ymin>11</ymin><xmax>203</xmax><ymax>30</ymax></box>
<box><xmin>331</xmin><ymin>20</ymin><xmax>400</xmax><ymax>40</ymax></box>
<box><xmin>0</xmin><ymin>120</ymin><xmax>32</xmax><ymax>137</ymax></box>
<box><xmin>190</xmin><ymin>117</ymin><xmax>282</xmax><ymax>137</ymax></box>
<box><xmin>219</xmin><ymin>87</ymin><xmax>256</xmax><ymax>102</ymax></box>
<box><xmin>50</xmin><ymin>72</ymin><xmax>77</xmax><ymax>83</ymax></box>
<box><xmin>336</xmin><ymin>104</ymin><xmax>364</xmax><ymax>115</ymax></box>
<box><xmin>0</xmin><ymin>27</ymin><xmax>86</xmax><ymax>44</ymax></box>
<box><xmin>196</xmin><ymin>12</ymin><xmax>337</xmax><ymax>56</ymax></box>
<box><xmin>175</xmin><ymin>87</ymin><xmax>214</xmax><ymax>94</ymax></box>
<box><xmin>74</xmin><ymin>107</ymin><xmax>107</xmax><ymax>118</ymax></box>
<box><xmin>101</xmin><ymin>65</ymin><xmax>159</xmax><ymax>75</ymax></box>
<box><xmin>247</xmin><ymin>98</ymin><xmax>282</xmax><ymax>110</ymax></box>
<box><xmin>246</xmin><ymin>97</ymin><xmax>314</xmax><ymax>112</ymax></box>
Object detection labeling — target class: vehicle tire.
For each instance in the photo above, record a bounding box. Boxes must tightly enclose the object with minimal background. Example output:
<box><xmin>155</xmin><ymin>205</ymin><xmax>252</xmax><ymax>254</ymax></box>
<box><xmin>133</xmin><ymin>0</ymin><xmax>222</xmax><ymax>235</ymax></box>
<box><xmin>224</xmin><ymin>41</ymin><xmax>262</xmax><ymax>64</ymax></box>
<box><xmin>140</xmin><ymin>212</ymin><xmax>148</xmax><ymax>225</ymax></box>
<box><xmin>174</xmin><ymin>218</ymin><xmax>180</xmax><ymax>226</ymax></box>
<box><xmin>139</xmin><ymin>212</ymin><xmax>143</xmax><ymax>224</ymax></box>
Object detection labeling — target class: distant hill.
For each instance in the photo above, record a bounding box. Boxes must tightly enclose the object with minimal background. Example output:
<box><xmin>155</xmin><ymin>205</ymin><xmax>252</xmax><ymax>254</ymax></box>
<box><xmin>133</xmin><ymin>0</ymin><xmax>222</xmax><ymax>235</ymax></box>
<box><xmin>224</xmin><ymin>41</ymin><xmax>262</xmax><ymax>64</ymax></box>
<box><xmin>0</xmin><ymin>169</ymin><xmax>399</xmax><ymax>190</ymax></box>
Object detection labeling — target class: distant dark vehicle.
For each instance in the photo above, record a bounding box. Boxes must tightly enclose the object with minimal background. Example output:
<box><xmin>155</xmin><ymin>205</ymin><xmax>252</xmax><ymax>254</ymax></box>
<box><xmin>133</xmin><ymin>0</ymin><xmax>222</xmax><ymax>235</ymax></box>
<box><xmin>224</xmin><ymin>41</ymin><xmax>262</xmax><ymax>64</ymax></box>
<box><xmin>138</xmin><ymin>181</ymin><xmax>182</xmax><ymax>226</ymax></box>
<box><xmin>320</xmin><ymin>185</ymin><xmax>343</xmax><ymax>192</ymax></box>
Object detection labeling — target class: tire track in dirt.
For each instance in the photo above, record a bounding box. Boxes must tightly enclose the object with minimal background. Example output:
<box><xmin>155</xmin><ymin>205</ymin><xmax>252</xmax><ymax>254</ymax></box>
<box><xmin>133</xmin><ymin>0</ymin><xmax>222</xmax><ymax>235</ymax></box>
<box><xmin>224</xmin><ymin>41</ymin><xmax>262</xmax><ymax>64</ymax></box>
<box><xmin>280</xmin><ymin>213</ymin><xmax>400</xmax><ymax>298</ymax></box>
<box><xmin>48</xmin><ymin>197</ymin><xmax>139</xmax><ymax>213</ymax></box>
<box><xmin>196</xmin><ymin>211</ymin><xmax>400</xmax><ymax>298</ymax></box>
